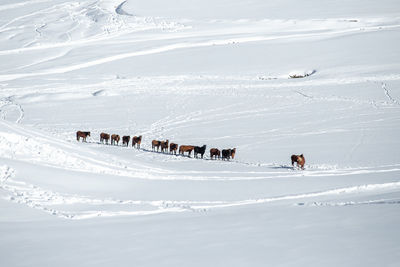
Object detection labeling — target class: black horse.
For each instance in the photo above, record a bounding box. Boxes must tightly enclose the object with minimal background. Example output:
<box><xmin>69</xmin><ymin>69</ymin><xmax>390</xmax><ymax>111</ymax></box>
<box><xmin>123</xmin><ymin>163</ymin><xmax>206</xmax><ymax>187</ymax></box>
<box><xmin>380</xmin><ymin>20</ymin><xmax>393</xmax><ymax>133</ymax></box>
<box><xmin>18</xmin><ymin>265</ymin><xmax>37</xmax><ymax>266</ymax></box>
<box><xmin>194</xmin><ymin>145</ymin><xmax>207</xmax><ymax>159</ymax></box>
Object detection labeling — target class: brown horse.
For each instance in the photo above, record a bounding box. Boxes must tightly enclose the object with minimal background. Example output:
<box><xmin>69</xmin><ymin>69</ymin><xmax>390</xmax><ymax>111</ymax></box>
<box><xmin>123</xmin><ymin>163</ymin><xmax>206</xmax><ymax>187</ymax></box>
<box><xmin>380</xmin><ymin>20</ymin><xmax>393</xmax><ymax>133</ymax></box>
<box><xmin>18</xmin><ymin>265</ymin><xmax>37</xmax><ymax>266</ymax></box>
<box><xmin>210</xmin><ymin>148</ymin><xmax>221</xmax><ymax>159</ymax></box>
<box><xmin>76</xmin><ymin>131</ymin><xmax>90</xmax><ymax>142</ymax></box>
<box><xmin>132</xmin><ymin>135</ymin><xmax>142</xmax><ymax>149</ymax></box>
<box><xmin>179</xmin><ymin>145</ymin><xmax>195</xmax><ymax>157</ymax></box>
<box><xmin>160</xmin><ymin>140</ymin><xmax>169</xmax><ymax>153</ymax></box>
<box><xmin>111</xmin><ymin>134</ymin><xmax>120</xmax><ymax>145</ymax></box>
<box><xmin>100</xmin><ymin>132</ymin><xmax>110</xmax><ymax>144</ymax></box>
<box><xmin>169</xmin><ymin>143</ymin><xmax>178</xmax><ymax>155</ymax></box>
<box><xmin>152</xmin><ymin>140</ymin><xmax>161</xmax><ymax>151</ymax></box>
<box><xmin>122</xmin><ymin>136</ymin><xmax>130</xmax><ymax>146</ymax></box>
<box><xmin>291</xmin><ymin>154</ymin><xmax>305</xmax><ymax>169</ymax></box>
<box><xmin>230</xmin><ymin>148</ymin><xmax>236</xmax><ymax>159</ymax></box>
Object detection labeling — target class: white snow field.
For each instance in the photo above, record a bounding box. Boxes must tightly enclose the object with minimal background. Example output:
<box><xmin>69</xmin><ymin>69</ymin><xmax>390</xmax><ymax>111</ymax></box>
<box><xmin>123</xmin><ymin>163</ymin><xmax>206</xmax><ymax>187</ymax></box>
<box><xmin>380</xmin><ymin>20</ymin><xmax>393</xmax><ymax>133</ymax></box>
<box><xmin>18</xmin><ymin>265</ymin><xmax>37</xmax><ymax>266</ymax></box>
<box><xmin>1</xmin><ymin>0</ymin><xmax>400</xmax><ymax>266</ymax></box>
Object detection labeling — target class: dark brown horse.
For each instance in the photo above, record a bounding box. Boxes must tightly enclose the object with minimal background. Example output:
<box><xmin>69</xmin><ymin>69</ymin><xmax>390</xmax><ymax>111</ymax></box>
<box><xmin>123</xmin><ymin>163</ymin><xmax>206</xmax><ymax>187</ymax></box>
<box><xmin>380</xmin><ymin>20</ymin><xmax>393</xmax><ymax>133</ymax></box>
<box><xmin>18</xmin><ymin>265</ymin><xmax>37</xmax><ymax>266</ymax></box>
<box><xmin>179</xmin><ymin>145</ymin><xmax>195</xmax><ymax>157</ymax></box>
<box><xmin>111</xmin><ymin>134</ymin><xmax>120</xmax><ymax>145</ymax></box>
<box><xmin>160</xmin><ymin>140</ymin><xmax>169</xmax><ymax>153</ymax></box>
<box><xmin>152</xmin><ymin>140</ymin><xmax>161</xmax><ymax>151</ymax></box>
<box><xmin>222</xmin><ymin>148</ymin><xmax>236</xmax><ymax>160</ymax></box>
<box><xmin>76</xmin><ymin>131</ymin><xmax>90</xmax><ymax>142</ymax></box>
<box><xmin>100</xmin><ymin>132</ymin><xmax>110</xmax><ymax>144</ymax></box>
<box><xmin>291</xmin><ymin>154</ymin><xmax>305</xmax><ymax>169</ymax></box>
<box><xmin>210</xmin><ymin>148</ymin><xmax>221</xmax><ymax>159</ymax></box>
<box><xmin>169</xmin><ymin>143</ymin><xmax>178</xmax><ymax>155</ymax></box>
<box><xmin>122</xmin><ymin>136</ymin><xmax>130</xmax><ymax>146</ymax></box>
<box><xmin>194</xmin><ymin>145</ymin><xmax>206</xmax><ymax>159</ymax></box>
<box><xmin>132</xmin><ymin>135</ymin><xmax>142</xmax><ymax>149</ymax></box>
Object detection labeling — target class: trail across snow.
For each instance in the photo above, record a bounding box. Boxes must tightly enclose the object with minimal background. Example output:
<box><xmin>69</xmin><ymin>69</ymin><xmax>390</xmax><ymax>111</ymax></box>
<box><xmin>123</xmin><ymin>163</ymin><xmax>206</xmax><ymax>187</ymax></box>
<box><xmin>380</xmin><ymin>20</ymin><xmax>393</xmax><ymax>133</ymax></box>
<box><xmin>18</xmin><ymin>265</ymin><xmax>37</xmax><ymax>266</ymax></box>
<box><xmin>1</xmin><ymin>0</ymin><xmax>400</xmax><ymax>266</ymax></box>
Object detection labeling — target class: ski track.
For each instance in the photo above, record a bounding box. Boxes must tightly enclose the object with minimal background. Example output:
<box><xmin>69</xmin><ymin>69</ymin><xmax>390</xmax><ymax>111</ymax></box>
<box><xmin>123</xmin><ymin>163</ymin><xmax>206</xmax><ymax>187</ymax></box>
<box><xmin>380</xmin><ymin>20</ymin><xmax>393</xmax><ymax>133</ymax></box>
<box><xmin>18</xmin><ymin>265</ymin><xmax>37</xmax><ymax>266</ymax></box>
<box><xmin>3</xmin><ymin>74</ymin><xmax>400</xmax><ymax>105</ymax></box>
<box><xmin>0</xmin><ymin>0</ymin><xmax>51</xmax><ymax>12</ymax></box>
<box><xmin>1</xmin><ymin>163</ymin><xmax>399</xmax><ymax>220</ymax></box>
<box><xmin>0</xmin><ymin>2</ymin><xmax>400</xmax><ymax>81</ymax></box>
<box><xmin>0</xmin><ymin>27</ymin><xmax>394</xmax><ymax>82</ymax></box>
<box><xmin>299</xmin><ymin>198</ymin><xmax>400</xmax><ymax>207</ymax></box>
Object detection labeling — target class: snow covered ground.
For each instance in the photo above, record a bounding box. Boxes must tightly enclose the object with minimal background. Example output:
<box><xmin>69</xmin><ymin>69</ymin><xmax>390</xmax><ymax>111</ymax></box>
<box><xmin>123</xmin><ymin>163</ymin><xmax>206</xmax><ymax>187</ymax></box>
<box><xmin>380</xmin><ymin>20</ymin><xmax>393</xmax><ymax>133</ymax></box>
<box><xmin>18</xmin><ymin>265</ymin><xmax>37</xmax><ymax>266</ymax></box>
<box><xmin>1</xmin><ymin>0</ymin><xmax>400</xmax><ymax>266</ymax></box>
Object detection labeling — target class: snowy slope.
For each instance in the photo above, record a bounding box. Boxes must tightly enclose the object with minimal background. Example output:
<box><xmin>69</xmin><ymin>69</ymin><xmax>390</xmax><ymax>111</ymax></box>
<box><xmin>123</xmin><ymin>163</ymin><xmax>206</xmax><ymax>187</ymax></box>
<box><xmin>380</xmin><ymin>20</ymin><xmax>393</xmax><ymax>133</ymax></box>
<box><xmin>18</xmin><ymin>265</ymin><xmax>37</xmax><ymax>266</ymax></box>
<box><xmin>1</xmin><ymin>0</ymin><xmax>400</xmax><ymax>266</ymax></box>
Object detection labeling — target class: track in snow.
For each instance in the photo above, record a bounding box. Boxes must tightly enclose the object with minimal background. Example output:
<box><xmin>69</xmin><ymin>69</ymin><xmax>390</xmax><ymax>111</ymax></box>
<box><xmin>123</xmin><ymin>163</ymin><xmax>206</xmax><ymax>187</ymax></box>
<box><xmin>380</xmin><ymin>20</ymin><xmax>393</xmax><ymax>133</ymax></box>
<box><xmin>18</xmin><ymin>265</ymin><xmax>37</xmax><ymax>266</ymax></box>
<box><xmin>2</xmin><ymin>163</ymin><xmax>399</xmax><ymax>220</ymax></box>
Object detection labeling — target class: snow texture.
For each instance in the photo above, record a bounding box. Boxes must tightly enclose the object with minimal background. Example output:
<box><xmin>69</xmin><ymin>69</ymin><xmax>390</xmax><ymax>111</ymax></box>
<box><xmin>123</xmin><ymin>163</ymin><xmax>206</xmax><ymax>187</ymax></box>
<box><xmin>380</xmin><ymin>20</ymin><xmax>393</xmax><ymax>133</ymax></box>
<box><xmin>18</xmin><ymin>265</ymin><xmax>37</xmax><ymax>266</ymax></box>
<box><xmin>1</xmin><ymin>0</ymin><xmax>400</xmax><ymax>266</ymax></box>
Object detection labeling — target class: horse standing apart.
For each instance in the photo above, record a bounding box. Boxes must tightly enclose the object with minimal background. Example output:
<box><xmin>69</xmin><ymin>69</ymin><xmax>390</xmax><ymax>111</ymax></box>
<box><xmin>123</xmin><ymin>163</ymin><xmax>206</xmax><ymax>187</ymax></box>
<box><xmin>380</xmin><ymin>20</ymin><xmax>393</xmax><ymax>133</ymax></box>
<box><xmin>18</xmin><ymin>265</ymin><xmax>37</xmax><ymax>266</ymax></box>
<box><xmin>179</xmin><ymin>145</ymin><xmax>195</xmax><ymax>157</ymax></box>
<box><xmin>122</xmin><ymin>136</ymin><xmax>130</xmax><ymax>146</ymax></box>
<box><xmin>169</xmin><ymin>143</ymin><xmax>178</xmax><ymax>155</ymax></box>
<box><xmin>111</xmin><ymin>134</ymin><xmax>120</xmax><ymax>145</ymax></box>
<box><xmin>152</xmin><ymin>140</ymin><xmax>161</xmax><ymax>151</ymax></box>
<box><xmin>132</xmin><ymin>136</ymin><xmax>142</xmax><ymax>149</ymax></box>
<box><xmin>291</xmin><ymin>154</ymin><xmax>305</xmax><ymax>169</ymax></box>
<box><xmin>76</xmin><ymin>131</ymin><xmax>90</xmax><ymax>142</ymax></box>
<box><xmin>210</xmin><ymin>148</ymin><xmax>221</xmax><ymax>159</ymax></box>
<box><xmin>194</xmin><ymin>145</ymin><xmax>207</xmax><ymax>159</ymax></box>
<box><xmin>160</xmin><ymin>140</ymin><xmax>169</xmax><ymax>153</ymax></box>
<box><xmin>100</xmin><ymin>132</ymin><xmax>110</xmax><ymax>144</ymax></box>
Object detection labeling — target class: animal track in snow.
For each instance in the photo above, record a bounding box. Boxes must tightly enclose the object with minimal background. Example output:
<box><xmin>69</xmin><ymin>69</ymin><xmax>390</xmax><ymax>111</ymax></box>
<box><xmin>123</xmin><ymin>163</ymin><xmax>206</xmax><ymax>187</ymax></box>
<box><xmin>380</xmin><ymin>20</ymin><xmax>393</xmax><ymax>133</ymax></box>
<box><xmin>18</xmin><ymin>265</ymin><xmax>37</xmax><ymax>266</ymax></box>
<box><xmin>0</xmin><ymin>97</ymin><xmax>24</xmax><ymax>123</ymax></box>
<box><xmin>382</xmin><ymin>82</ymin><xmax>400</xmax><ymax>106</ymax></box>
<box><xmin>2</xmin><ymin>162</ymin><xmax>399</xmax><ymax>220</ymax></box>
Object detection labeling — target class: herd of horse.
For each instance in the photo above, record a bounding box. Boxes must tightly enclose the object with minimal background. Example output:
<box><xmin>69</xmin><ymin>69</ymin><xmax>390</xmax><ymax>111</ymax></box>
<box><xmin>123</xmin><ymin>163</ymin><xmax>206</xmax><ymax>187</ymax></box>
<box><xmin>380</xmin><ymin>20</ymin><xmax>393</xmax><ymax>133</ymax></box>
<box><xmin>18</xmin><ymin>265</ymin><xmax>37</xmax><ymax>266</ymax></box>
<box><xmin>76</xmin><ymin>131</ymin><xmax>305</xmax><ymax>168</ymax></box>
<box><xmin>77</xmin><ymin>131</ymin><xmax>237</xmax><ymax>160</ymax></box>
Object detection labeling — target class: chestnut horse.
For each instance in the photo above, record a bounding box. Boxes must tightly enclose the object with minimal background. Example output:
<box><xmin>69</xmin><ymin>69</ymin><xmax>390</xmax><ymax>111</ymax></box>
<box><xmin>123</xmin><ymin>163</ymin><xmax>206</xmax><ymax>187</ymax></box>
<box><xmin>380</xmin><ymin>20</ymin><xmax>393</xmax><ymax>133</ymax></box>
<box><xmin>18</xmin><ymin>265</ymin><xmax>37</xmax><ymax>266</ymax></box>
<box><xmin>122</xmin><ymin>136</ymin><xmax>130</xmax><ymax>146</ymax></box>
<box><xmin>291</xmin><ymin>154</ymin><xmax>305</xmax><ymax>169</ymax></box>
<box><xmin>152</xmin><ymin>140</ymin><xmax>161</xmax><ymax>151</ymax></box>
<box><xmin>111</xmin><ymin>134</ymin><xmax>120</xmax><ymax>145</ymax></box>
<box><xmin>210</xmin><ymin>148</ymin><xmax>220</xmax><ymax>159</ymax></box>
<box><xmin>160</xmin><ymin>140</ymin><xmax>169</xmax><ymax>153</ymax></box>
<box><xmin>194</xmin><ymin>145</ymin><xmax>207</xmax><ymax>159</ymax></box>
<box><xmin>230</xmin><ymin>148</ymin><xmax>236</xmax><ymax>159</ymax></box>
<box><xmin>179</xmin><ymin>145</ymin><xmax>195</xmax><ymax>157</ymax></box>
<box><xmin>169</xmin><ymin>143</ymin><xmax>178</xmax><ymax>155</ymax></box>
<box><xmin>76</xmin><ymin>131</ymin><xmax>90</xmax><ymax>142</ymax></box>
<box><xmin>132</xmin><ymin>136</ymin><xmax>142</xmax><ymax>149</ymax></box>
<box><xmin>100</xmin><ymin>132</ymin><xmax>110</xmax><ymax>144</ymax></box>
